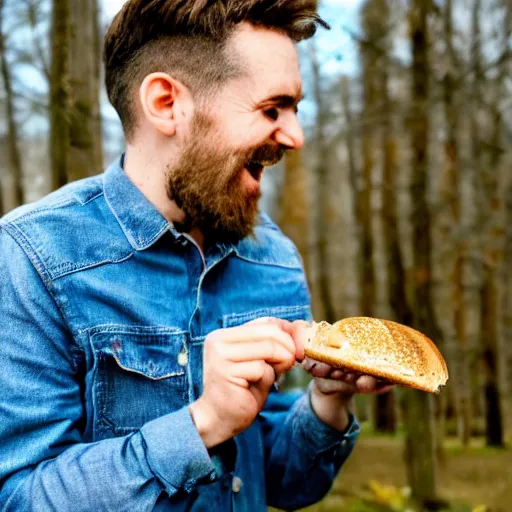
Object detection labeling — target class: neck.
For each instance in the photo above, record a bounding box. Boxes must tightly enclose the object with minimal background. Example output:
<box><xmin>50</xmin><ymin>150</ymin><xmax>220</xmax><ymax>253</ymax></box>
<box><xmin>123</xmin><ymin>145</ymin><xmax>205</xmax><ymax>250</ymax></box>
<box><xmin>123</xmin><ymin>145</ymin><xmax>185</xmax><ymax>225</ymax></box>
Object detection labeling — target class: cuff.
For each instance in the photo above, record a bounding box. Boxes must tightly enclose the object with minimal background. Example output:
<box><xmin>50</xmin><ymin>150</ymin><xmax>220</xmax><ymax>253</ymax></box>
<box><xmin>140</xmin><ymin>406</ymin><xmax>217</xmax><ymax>495</ymax></box>
<box><xmin>290</xmin><ymin>384</ymin><xmax>360</xmax><ymax>455</ymax></box>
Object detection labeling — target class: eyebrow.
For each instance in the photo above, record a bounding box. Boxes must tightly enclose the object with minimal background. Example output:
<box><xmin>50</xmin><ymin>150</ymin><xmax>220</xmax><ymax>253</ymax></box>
<box><xmin>264</xmin><ymin>94</ymin><xmax>305</xmax><ymax>108</ymax></box>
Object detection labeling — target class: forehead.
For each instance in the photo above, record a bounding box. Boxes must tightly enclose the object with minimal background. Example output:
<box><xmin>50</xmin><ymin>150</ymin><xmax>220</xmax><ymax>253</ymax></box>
<box><xmin>227</xmin><ymin>23</ymin><xmax>302</xmax><ymax>99</ymax></box>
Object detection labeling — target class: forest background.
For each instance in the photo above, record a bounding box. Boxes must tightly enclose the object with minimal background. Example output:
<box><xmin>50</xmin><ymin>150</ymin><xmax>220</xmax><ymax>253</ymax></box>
<box><xmin>1</xmin><ymin>0</ymin><xmax>511</xmax><ymax>510</ymax></box>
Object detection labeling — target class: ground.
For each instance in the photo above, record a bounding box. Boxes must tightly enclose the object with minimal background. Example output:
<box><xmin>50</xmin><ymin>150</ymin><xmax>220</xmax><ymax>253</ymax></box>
<box><xmin>271</xmin><ymin>427</ymin><xmax>512</xmax><ymax>512</ymax></box>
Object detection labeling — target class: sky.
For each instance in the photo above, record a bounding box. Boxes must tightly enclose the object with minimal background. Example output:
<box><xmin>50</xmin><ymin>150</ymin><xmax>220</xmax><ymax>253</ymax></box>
<box><xmin>100</xmin><ymin>0</ymin><xmax>365</xmax><ymax>137</ymax></box>
<box><xmin>103</xmin><ymin>0</ymin><xmax>364</xmax><ymax>20</ymax></box>
<box><xmin>102</xmin><ymin>0</ymin><xmax>364</xmax><ymax>79</ymax></box>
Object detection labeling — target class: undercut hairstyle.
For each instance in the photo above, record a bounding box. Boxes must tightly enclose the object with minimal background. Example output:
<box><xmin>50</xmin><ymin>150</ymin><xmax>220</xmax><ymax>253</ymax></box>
<box><xmin>104</xmin><ymin>0</ymin><xmax>329</xmax><ymax>141</ymax></box>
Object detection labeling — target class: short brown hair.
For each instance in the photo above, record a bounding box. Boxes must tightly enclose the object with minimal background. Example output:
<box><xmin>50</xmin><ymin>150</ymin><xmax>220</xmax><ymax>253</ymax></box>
<box><xmin>104</xmin><ymin>0</ymin><xmax>329</xmax><ymax>141</ymax></box>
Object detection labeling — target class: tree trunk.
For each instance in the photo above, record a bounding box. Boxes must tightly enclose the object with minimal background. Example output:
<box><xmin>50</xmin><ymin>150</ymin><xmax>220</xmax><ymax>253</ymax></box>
<box><xmin>0</xmin><ymin>175</ymin><xmax>4</xmax><ymax>216</ymax></box>
<box><xmin>504</xmin><ymin>176</ymin><xmax>512</xmax><ymax>431</ymax></box>
<box><xmin>341</xmin><ymin>77</ymin><xmax>358</xmax><ymax>216</ymax></box>
<box><xmin>358</xmin><ymin>0</ymin><xmax>399</xmax><ymax>434</ymax></box>
<box><xmin>356</xmin><ymin>0</ymin><xmax>379</xmax><ymax>327</ymax></box>
<box><xmin>92</xmin><ymin>0</ymin><xmax>103</xmax><ymax>170</ymax></box>
<box><xmin>480</xmin><ymin>273</ymin><xmax>504</xmax><ymax>446</ymax></box>
<box><xmin>311</xmin><ymin>41</ymin><xmax>336</xmax><ymax>324</ymax></box>
<box><xmin>68</xmin><ymin>0</ymin><xmax>103</xmax><ymax>181</ymax></box>
<box><xmin>0</xmin><ymin>0</ymin><xmax>24</xmax><ymax>209</ymax></box>
<box><xmin>501</xmin><ymin>0</ymin><xmax>512</xmax><ymax>438</ymax></box>
<box><xmin>403</xmin><ymin>0</ymin><xmax>442</xmax><ymax>507</ymax></box>
<box><xmin>279</xmin><ymin>150</ymin><xmax>312</xmax><ymax>390</ymax></box>
<box><xmin>50</xmin><ymin>0</ymin><xmax>71</xmax><ymax>190</ymax></box>
<box><xmin>476</xmin><ymin>0</ymin><xmax>509</xmax><ymax>447</ymax></box>
<box><xmin>280</xmin><ymin>150</ymin><xmax>312</xmax><ymax>288</ymax></box>
<box><xmin>440</xmin><ymin>0</ymin><xmax>472</xmax><ymax>449</ymax></box>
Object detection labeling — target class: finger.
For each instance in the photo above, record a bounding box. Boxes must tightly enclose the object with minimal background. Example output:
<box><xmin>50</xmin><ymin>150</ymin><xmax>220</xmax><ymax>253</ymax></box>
<box><xmin>302</xmin><ymin>359</ymin><xmax>335</xmax><ymax>378</ymax></box>
<box><xmin>208</xmin><ymin>324</ymin><xmax>296</xmax><ymax>360</ymax></box>
<box><xmin>249</xmin><ymin>364</ymin><xmax>277</xmax><ymax>407</ymax></box>
<box><xmin>229</xmin><ymin>360</ymin><xmax>274</xmax><ymax>386</ymax></box>
<box><xmin>290</xmin><ymin>320</ymin><xmax>310</xmax><ymax>362</ymax></box>
<box><xmin>221</xmin><ymin>339</ymin><xmax>296</xmax><ymax>375</ymax></box>
<box><xmin>375</xmin><ymin>383</ymin><xmax>396</xmax><ymax>394</ymax></box>
<box><xmin>246</xmin><ymin>316</ymin><xmax>294</xmax><ymax>334</ymax></box>
<box><xmin>355</xmin><ymin>375</ymin><xmax>380</xmax><ymax>393</ymax></box>
<box><xmin>314</xmin><ymin>377</ymin><xmax>357</xmax><ymax>395</ymax></box>
<box><xmin>330</xmin><ymin>369</ymin><xmax>345</xmax><ymax>379</ymax></box>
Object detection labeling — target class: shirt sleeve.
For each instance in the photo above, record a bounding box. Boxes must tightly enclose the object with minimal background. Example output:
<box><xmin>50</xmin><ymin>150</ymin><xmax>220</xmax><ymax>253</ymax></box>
<box><xmin>259</xmin><ymin>383</ymin><xmax>360</xmax><ymax>509</ymax></box>
<box><xmin>0</xmin><ymin>226</ymin><xmax>216</xmax><ymax>511</ymax></box>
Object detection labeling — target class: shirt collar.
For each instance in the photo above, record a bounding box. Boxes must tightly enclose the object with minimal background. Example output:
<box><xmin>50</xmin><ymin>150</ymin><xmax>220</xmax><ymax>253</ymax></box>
<box><xmin>103</xmin><ymin>155</ymin><xmax>275</xmax><ymax>257</ymax></box>
<box><xmin>103</xmin><ymin>155</ymin><xmax>177</xmax><ymax>251</ymax></box>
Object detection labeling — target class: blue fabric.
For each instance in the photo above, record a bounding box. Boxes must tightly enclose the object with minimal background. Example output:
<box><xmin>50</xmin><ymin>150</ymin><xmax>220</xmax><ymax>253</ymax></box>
<box><xmin>0</xmin><ymin>157</ymin><xmax>360</xmax><ymax>511</ymax></box>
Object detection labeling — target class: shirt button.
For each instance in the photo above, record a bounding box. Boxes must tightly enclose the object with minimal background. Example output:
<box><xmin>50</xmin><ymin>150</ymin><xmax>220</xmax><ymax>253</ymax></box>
<box><xmin>232</xmin><ymin>476</ymin><xmax>243</xmax><ymax>493</ymax></box>
<box><xmin>178</xmin><ymin>351</ymin><xmax>188</xmax><ymax>366</ymax></box>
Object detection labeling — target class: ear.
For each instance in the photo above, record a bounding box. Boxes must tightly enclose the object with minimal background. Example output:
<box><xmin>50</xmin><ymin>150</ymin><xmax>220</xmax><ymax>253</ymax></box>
<box><xmin>139</xmin><ymin>72</ymin><xmax>185</xmax><ymax>137</ymax></box>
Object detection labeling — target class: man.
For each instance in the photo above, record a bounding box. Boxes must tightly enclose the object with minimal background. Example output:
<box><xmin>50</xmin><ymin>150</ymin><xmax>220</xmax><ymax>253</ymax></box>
<box><xmin>0</xmin><ymin>1</ymin><xmax>391</xmax><ymax>510</ymax></box>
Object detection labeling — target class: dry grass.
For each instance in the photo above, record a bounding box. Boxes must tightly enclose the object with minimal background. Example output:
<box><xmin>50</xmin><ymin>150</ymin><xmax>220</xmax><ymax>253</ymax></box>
<box><xmin>272</xmin><ymin>428</ymin><xmax>512</xmax><ymax>512</ymax></box>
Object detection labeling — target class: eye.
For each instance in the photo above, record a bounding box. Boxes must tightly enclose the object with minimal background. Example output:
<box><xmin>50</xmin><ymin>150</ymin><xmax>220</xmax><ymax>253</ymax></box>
<box><xmin>264</xmin><ymin>107</ymin><xmax>279</xmax><ymax>121</ymax></box>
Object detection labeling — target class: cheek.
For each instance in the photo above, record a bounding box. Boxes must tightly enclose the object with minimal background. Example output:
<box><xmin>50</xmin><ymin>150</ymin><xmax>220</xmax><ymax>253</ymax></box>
<box><xmin>222</xmin><ymin>114</ymin><xmax>271</xmax><ymax>148</ymax></box>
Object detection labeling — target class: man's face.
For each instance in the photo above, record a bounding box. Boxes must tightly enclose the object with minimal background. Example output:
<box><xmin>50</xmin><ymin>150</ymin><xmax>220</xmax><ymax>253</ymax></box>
<box><xmin>167</xmin><ymin>24</ymin><xmax>305</xmax><ymax>244</ymax></box>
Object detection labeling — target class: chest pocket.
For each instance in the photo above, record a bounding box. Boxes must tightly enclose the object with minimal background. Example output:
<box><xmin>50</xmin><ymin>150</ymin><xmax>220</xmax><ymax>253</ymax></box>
<box><xmin>222</xmin><ymin>304</ymin><xmax>312</xmax><ymax>328</ymax></box>
<box><xmin>90</xmin><ymin>326</ymin><xmax>189</xmax><ymax>440</ymax></box>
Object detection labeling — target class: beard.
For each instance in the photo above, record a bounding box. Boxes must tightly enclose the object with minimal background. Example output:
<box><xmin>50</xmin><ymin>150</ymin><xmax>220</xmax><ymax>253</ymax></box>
<box><xmin>166</xmin><ymin>111</ymin><xmax>284</xmax><ymax>245</ymax></box>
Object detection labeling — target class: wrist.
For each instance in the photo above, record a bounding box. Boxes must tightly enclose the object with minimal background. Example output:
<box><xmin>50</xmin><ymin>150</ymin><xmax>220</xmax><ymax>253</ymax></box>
<box><xmin>189</xmin><ymin>399</ymin><xmax>226</xmax><ymax>449</ymax></box>
<box><xmin>310</xmin><ymin>380</ymin><xmax>353</xmax><ymax>432</ymax></box>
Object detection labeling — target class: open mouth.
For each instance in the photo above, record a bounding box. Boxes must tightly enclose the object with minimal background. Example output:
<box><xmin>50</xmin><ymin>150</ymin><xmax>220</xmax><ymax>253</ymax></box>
<box><xmin>245</xmin><ymin>161</ymin><xmax>265</xmax><ymax>181</ymax></box>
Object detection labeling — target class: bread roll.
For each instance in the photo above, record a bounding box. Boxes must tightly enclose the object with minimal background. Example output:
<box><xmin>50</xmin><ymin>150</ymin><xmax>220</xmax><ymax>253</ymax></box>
<box><xmin>304</xmin><ymin>317</ymin><xmax>449</xmax><ymax>394</ymax></box>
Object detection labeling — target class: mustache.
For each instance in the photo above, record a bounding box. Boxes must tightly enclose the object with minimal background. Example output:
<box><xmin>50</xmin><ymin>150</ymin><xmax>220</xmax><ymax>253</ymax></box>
<box><xmin>247</xmin><ymin>144</ymin><xmax>286</xmax><ymax>167</ymax></box>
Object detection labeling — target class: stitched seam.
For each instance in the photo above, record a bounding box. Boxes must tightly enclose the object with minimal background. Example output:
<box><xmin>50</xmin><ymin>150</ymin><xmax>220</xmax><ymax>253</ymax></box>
<box><xmin>223</xmin><ymin>305</ymin><xmax>310</xmax><ymax>327</ymax></box>
<box><xmin>75</xmin><ymin>189</ymin><xmax>103</xmax><ymax>206</ymax></box>
<box><xmin>3</xmin><ymin>223</ymin><xmax>53</xmax><ymax>287</ymax></box>
<box><xmin>0</xmin><ymin>198</ymin><xmax>77</xmax><ymax>226</ymax></box>
<box><xmin>104</xmin><ymin>187</ymin><xmax>140</xmax><ymax>249</ymax></box>
<box><xmin>50</xmin><ymin>252</ymin><xmax>135</xmax><ymax>280</ymax></box>
<box><xmin>1</xmin><ymin>225</ymin><xmax>80</xmax><ymax>351</ymax></box>
<box><xmin>104</xmin><ymin>188</ymin><xmax>171</xmax><ymax>250</ymax></box>
<box><xmin>82</xmin><ymin>324</ymin><xmax>188</xmax><ymax>336</ymax></box>
<box><xmin>232</xmin><ymin>253</ymin><xmax>302</xmax><ymax>269</ymax></box>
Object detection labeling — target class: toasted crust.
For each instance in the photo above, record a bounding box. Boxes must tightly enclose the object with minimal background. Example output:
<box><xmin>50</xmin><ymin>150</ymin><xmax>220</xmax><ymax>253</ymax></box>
<box><xmin>304</xmin><ymin>317</ymin><xmax>449</xmax><ymax>394</ymax></box>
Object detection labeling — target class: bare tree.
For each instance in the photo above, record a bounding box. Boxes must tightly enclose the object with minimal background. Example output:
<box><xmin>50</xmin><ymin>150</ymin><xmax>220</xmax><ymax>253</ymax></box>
<box><xmin>0</xmin><ymin>0</ymin><xmax>24</xmax><ymax>209</ymax></box>
<box><xmin>476</xmin><ymin>0</ymin><xmax>509</xmax><ymax>448</ymax></box>
<box><xmin>439</xmin><ymin>0</ymin><xmax>472</xmax><ymax>448</ymax></box>
<box><xmin>50</xmin><ymin>0</ymin><xmax>71</xmax><ymax>190</ymax></box>
<box><xmin>356</xmin><ymin>3</ymin><xmax>377</xmax><ymax>324</ymax></box>
<box><xmin>0</xmin><ymin>174</ymin><xmax>4</xmax><ymax>215</ymax></box>
<box><xmin>280</xmin><ymin>150</ymin><xmax>311</xmax><ymax>284</ymax></box>
<box><xmin>401</xmin><ymin>0</ymin><xmax>443</xmax><ymax>506</ymax></box>
<box><xmin>310</xmin><ymin>40</ymin><xmax>336</xmax><ymax>323</ymax></box>
<box><xmin>359</xmin><ymin>0</ymin><xmax>400</xmax><ymax>434</ymax></box>
<box><xmin>68</xmin><ymin>0</ymin><xmax>103</xmax><ymax>181</ymax></box>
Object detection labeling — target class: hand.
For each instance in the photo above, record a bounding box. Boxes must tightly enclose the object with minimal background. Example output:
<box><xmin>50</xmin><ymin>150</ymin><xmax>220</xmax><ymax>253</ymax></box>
<box><xmin>303</xmin><ymin>359</ymin><xmax>395</xmax><ymax>397</ymax></box>
<box><xmin>290</xmin><ymin>320</ymin><xmax>394</xmax><ymax>430</ymax></box>
<box><xmin>303</xmin><ymin>358</ymin><xmax>395</xmax><ymax>431</ymax></box>
<box><xmin>189</xmin><ymin>317</ymin><xmax>302</xmax><ymax>449</ymax></box>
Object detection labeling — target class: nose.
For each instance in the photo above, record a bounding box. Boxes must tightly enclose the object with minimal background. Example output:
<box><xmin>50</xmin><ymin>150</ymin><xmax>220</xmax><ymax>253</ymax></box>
<box><xmin>272</xmin><ymin>111</ymin><xmax>305</xmax><ymax>150</ymax></box>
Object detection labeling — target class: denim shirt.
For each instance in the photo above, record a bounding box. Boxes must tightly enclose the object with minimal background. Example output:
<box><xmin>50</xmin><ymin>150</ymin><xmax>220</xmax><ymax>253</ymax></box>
<box><xmin>0</xmin><ymin>157</ymin><xmax>360</xmax><ymax>511</ymax></box>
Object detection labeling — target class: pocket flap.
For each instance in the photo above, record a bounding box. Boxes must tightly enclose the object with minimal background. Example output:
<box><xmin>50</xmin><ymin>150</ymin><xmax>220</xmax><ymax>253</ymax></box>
<box><xmin>222</xmin><ymin>305</ymin><xmax>311</xmax><ymax>328</ymax></box>
<box><xmin>91</xmin><ymin>327</ymin><xmax>188</xmax><ymax>380</ymax></box>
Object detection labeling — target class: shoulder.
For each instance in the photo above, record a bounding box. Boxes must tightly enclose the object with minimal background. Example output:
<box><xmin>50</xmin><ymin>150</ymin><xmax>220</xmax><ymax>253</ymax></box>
<box><xmin>0</xmin><ymin>175</ymin><xmax>132</xmax><ymax>282</ymax></box>
<box><xmin>233</xmin><ymin>212</ymin><xmax>304</xmax><ymax>270</ymax></box>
